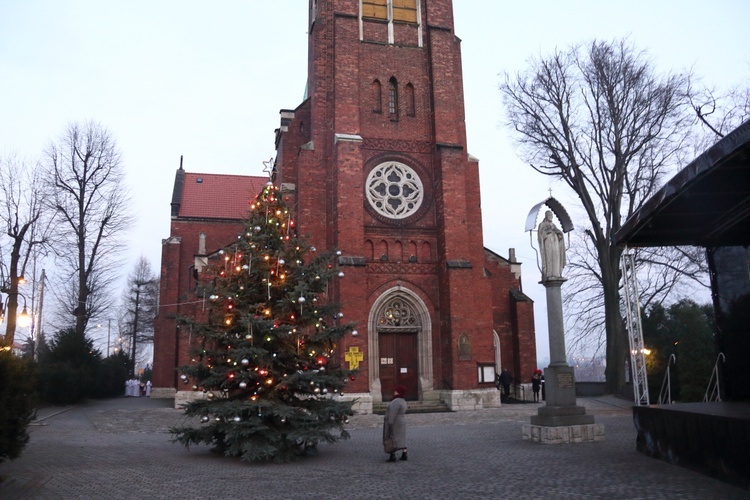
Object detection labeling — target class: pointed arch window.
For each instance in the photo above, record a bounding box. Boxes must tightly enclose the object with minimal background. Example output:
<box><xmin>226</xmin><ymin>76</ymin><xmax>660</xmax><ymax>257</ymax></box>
<box><xmin>388</xmin><ymin>77</ymin><xmax>399</xmax><ymax>120</ymax></box>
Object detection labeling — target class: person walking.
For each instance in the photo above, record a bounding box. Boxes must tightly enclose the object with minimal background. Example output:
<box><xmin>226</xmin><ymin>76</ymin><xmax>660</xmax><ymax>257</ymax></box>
<box><xmin>531</xmin><ymin>369</ymin><xmax>542</xmax><ymax>402</ymax></box>
<box><xmin>383</xmin><ymin>385</ymin><xmax>408</xmax><ymax>462</ymax></box>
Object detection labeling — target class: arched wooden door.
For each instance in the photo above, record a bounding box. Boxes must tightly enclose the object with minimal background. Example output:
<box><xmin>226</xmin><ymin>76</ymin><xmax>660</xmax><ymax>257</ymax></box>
<box><xmin>376</xmin><ymin>296</ymin><xmax>420</xmax><ymax>401</ymax></box>
<box><xmin>379</xmin><ymin>330</ymin><xmax>418</xmax><ymax>400</ymax></box>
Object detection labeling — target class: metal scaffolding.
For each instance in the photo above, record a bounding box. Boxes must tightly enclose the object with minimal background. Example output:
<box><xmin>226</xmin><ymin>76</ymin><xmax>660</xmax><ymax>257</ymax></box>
<box><xmin>621</xmin><ymin>251</ymin><xmax>650</xmax><ymax>406</ymax></box>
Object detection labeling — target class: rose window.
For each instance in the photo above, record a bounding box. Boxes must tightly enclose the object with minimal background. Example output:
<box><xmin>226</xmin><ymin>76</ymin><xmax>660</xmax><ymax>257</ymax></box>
<box><xmin>366</xmin><ymin>161</ymin><xmax>423</xmax><ymax>219</ymax></box>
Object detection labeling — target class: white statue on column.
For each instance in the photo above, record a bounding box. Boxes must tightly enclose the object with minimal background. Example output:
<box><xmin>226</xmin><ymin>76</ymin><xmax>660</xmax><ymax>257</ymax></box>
<box><xmin>537</xmin><ymin>210</ymin><xmax>566</xmax><ymax>280</ymax></box>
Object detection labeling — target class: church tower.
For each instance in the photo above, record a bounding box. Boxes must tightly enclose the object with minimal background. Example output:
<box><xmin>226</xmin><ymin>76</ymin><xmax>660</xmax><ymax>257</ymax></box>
<box><xmin>273</xmin><ymin>0</ymin><xmax>520</xmax><ymax>411</ymax></box>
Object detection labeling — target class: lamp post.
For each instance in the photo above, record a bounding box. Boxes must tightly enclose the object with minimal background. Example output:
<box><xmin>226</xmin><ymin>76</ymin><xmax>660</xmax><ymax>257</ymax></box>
<box><xmin>130</xmin><ymin>281</ymin><xmax>145</xmax><ymax>378</ymax></box>
<box><xmin>0</xmin><ymin>291</ymin><xmax>32</xmax><ymax>351</ymax></box>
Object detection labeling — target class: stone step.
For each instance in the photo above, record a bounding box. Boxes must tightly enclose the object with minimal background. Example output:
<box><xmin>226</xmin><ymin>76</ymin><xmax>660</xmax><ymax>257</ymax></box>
<box><xmin>372</xmin><ymin>400</ymin><xmax>452</xmax><ymax>415</ymax></box>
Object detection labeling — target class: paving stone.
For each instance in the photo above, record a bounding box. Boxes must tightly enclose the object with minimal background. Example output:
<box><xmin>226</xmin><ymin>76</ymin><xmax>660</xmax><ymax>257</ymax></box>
<box><xmin>0</xmin><ymin>396</ymin><xmax>746</xmax><ymax>499</ymax></box>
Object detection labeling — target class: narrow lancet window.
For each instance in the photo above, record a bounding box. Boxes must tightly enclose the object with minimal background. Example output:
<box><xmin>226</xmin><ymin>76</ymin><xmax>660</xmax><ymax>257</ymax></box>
<box><xmin>389</xmin><ymin>77</ymin><xmax>399</xmax><ymax>121</ymax></box>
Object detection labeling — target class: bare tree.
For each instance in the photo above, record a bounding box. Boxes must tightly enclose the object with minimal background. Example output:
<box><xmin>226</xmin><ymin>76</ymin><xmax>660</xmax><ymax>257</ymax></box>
<box><xmin>690</xmin><ymin>81</ymin><xmax>750</xmax><ymax>140</ymax></box>
<box><xmin>0</xmin><ymin>154</ymin><xmax>53</xmax><ymax>347</ymax></box>
<box><xmin>121</xmin><ymin>256</ymin><xmax>158</xmax><ymax>376</ymax></box>
<box><xmin>563</xmin><ymin>229</ymin><xmax>708</xmax><ymax>358</ymax></box>
<box><xmin>501</xmin><ymin>39</ymin><xmax>698</xmax><ymax>393</ymax></box>
<box><xmin>43</xmin><ymin>122</ymin><xmax>132</xmax><ymax>336</ymax></box>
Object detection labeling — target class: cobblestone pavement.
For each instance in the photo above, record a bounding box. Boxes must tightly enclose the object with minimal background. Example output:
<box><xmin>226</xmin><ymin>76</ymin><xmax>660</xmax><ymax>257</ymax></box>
<box><xmin>0</xmin><ymin>396</ymin><xmax>746</xmax><ymax>499</ymax></box>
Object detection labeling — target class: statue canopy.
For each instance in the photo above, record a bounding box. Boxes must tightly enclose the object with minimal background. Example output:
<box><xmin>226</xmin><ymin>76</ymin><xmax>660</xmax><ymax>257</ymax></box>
<box><xmin>525</xmin><ymin>197</ymin><xmax>574</xmax><ymax>233</ymax></box>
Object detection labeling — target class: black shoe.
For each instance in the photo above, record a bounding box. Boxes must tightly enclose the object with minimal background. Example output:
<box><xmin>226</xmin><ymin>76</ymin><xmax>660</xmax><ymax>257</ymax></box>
<box><xmin>400</xmin><ymin>452</ymin><xmax>408</xmax><ymax>461</ymax></box>
<box><xmin>387</xmin><ymin>453</ymin><xmax>396</xmax><ymax>462</ymax></box>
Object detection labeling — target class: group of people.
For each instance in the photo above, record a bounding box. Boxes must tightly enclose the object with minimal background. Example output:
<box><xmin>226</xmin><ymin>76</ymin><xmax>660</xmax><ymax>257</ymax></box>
<box><xmin>125</xmin><ymin>378</ymin><xmax>151</xmax><ymax>397</ymax></box>
<box><xmin>496</xmin><ymin>368</ymin><xmax>545</xmax><ymax>402</ymax></box>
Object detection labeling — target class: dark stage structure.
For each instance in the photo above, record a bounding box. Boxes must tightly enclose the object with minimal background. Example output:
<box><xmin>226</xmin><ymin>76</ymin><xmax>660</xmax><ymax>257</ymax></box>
<box><xmin>616</xmin><ymin>119</ymin><xmax>750</xmax><ymax>487</ymax></box>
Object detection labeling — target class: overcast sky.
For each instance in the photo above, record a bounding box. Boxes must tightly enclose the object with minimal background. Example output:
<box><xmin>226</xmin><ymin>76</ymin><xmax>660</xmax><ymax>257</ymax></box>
<box><xmin>2</xmin><ymin>1</ymin><xmax>748</xmax><ymax>364</ymax></box>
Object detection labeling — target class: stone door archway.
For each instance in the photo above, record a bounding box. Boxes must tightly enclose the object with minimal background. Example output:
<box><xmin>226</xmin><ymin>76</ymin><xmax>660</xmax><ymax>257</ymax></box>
<box><xmin>368</xmin><ymin>286</ymin><xmax>433</xmax><ymax>403</ymax></box>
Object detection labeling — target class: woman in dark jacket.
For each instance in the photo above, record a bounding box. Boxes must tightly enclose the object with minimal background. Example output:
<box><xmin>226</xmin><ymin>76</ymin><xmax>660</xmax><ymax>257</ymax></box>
<box><xmin>383</xmin><ymin>384</ymin><xmax>408</xmax><ymax>462</ymax></box>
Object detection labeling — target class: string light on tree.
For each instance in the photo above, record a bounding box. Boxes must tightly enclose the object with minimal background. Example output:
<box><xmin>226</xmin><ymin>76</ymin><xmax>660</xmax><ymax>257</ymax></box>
<box><xmin>171</xmin><ymin>182</ymin><xmax>356</xmax><ymax>463</ymax></box>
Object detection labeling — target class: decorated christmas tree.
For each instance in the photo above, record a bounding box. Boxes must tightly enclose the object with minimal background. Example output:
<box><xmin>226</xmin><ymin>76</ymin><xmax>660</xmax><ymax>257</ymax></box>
<box><xmin>170</xmin><ymin>182</ymin><xmax>356</xmax><ymax>462</ymax></box>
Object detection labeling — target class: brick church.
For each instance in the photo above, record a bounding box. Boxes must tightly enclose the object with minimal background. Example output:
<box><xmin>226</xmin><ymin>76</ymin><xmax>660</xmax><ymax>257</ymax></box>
<box><xmin>152</xmin><ymin>0</ymin><xmax>536</xmax><ymax>411</ymax></box>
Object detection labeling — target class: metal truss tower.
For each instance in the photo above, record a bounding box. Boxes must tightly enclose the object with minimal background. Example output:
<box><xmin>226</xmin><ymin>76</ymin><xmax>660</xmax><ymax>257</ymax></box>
<box><xmin>621</xmin><ymin>251</ymin><xmax>650</xmax><ymax>405</ymax></box>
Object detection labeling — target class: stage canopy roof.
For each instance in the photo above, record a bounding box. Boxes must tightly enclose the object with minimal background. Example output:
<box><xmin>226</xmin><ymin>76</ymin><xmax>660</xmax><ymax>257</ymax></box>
<box><xmin>615</xmin><ymin>119</ymin><xmax>750</xmax><ymax>248</ymax></box>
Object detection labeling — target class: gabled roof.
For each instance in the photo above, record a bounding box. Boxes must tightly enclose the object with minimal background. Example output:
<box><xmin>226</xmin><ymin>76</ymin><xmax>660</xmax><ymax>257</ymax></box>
<box><xmin>174</xmin><ymin>171</ymin><xmax>268</xmax><ymax>219</ymax></box>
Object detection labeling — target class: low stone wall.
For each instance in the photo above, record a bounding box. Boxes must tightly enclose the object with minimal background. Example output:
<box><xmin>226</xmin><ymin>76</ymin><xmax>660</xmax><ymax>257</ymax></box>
<box><xmin>339</xmin><ymin>393</ymin><xmax>373</xmax><ymax>415</ymax></box>
<box><xmin>150</xmin><ymin>387</ymin><xmax>176</xmax><ymax>399</ymax></box>
<box><xmin>441</xmin><ymin>388</ymin><xmax>501</xmax><ymax>411</ymax></box>
<box><xmin>522</xmin><ymin>423</ymin><xmax>605</xmax><ymax>444</ymax></box>
<box><xmin>575</xmin><ymin>382</ymin><xmax>607</xmax><ymax>397</ymax></box>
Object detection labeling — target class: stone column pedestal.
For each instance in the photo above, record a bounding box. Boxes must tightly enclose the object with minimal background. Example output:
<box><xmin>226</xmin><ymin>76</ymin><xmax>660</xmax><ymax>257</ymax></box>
<box><xmin>523</xmin><ymin>277</ymin><xmax>603</xmax><ymax>443</ymax></box>
<box><xmin>531</xmin><ymin>365</ymin><xmax>594</xmax><ymax>426</ymax></box>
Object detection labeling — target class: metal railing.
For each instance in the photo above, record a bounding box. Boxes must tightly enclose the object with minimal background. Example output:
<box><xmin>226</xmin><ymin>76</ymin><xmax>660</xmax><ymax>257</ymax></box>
<box><xmin>657</xmin><ymin>354</ymin><xmax>676</xmax><ymax>404</ymax></box>
<box><xmin>703</xmin><ymin>352</ymin><xmax>725</xmax><ymax>402</ymax></box>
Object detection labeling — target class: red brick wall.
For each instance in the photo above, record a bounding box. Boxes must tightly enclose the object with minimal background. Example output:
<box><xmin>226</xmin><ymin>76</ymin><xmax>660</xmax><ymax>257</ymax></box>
<box><xmin>154</xmin><ymin>0</ymin><xmax>537</xmax><ymax>397</ymax></box>
<box><xmin>152</xmin><ymin>216</ymin><xmax>245</xmax><ymax>388</ymax></box>
<box><xmin>274</xmin><ymin>0</ymin><xmax>511</xmax><ymax>395</ymax></box>
<box><xmin>484</xmin><ymin>251</ymin><xmax>537</xmax><ymax>385</ymax></box>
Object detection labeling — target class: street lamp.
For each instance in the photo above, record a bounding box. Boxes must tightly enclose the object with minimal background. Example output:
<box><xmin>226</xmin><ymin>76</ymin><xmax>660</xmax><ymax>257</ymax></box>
<box><xmin>0</xmin><ymin>293</ymin><xmax>32</xmax><ymax>327</ymax></box>
<box><xmin>0</xmin><ymin>292</ymin><xmax>32</xmax><ymax>350</ymax></box>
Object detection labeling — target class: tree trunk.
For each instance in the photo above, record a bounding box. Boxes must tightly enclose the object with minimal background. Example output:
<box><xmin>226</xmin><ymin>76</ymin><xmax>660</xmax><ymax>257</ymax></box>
<box><xmin>602</xmin><ymin>247</ymin><xmax>626</xmax><ymax>394</ymax></box>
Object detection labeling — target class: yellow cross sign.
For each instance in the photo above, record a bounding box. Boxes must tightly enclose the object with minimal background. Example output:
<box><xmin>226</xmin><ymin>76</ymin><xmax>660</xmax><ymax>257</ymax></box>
<box><xmin>345</xmin><ymin>346</ymin><xmax>364</xmax><ymax>370</ymax></box>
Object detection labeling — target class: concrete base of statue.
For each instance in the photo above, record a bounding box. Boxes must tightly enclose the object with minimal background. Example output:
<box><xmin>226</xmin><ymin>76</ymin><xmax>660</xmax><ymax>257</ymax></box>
<box><xmin>524</xmin><ymin>358</ymin><xmax>604</xmax><ymax>443</ymax></box>
<box><xmin>522</xmin><ymin>422</ymin><xmax>605</xmax><ymax>444</ymax></box>
<box><xmin>531</xmin><ymin>365</ymin><xmax>594</xmax><ymax>426</ymax></box>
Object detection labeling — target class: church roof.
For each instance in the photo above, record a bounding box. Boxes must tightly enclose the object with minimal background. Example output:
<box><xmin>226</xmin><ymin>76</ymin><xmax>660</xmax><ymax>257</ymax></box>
<box><xmin>175</xmin><ymin>171</ymin><xmax>268</xmax><ymax>219</ymax></box>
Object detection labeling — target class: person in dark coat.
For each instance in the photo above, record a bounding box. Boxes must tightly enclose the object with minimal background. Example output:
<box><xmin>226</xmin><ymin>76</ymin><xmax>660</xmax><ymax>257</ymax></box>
<box><xmin>383</xmin><ymin>384</ymin><xmax>408</xmax><ymax>462</ymax></box>
<box><xmin>531</xmin><ymin>369</ymin><xmax>542</xmax><ymax>402</ymax></box>
<box><xmin>498</xmin><ymin>368</ymin><xmax>513</xmax><ymax>401</ymax></box>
